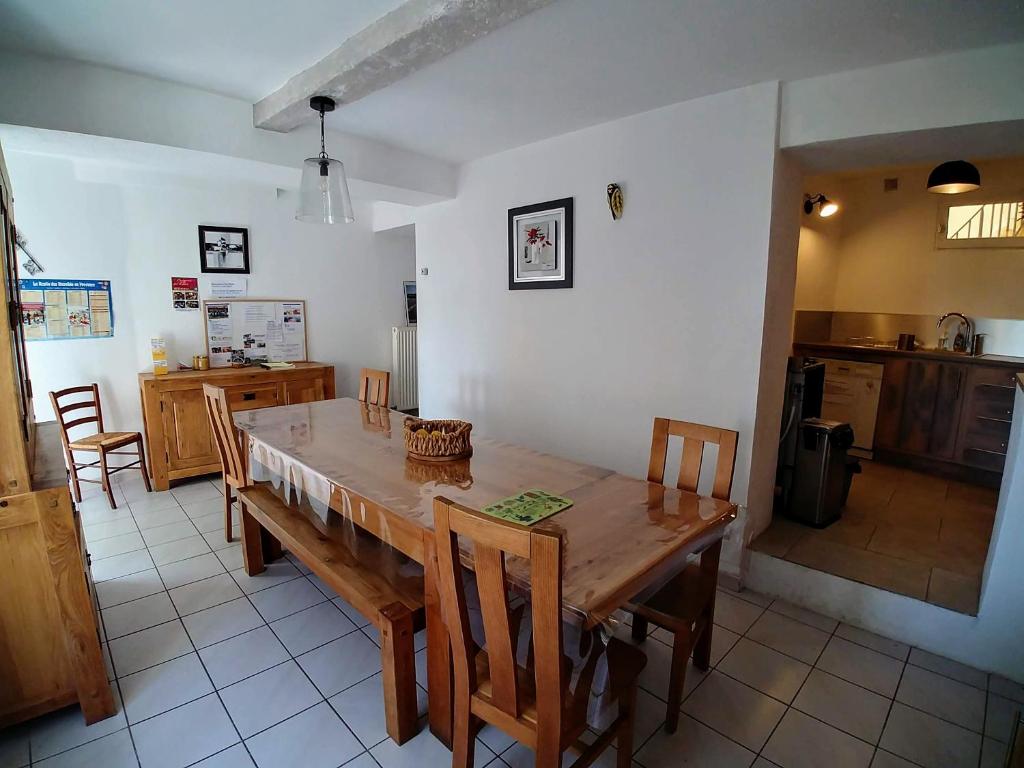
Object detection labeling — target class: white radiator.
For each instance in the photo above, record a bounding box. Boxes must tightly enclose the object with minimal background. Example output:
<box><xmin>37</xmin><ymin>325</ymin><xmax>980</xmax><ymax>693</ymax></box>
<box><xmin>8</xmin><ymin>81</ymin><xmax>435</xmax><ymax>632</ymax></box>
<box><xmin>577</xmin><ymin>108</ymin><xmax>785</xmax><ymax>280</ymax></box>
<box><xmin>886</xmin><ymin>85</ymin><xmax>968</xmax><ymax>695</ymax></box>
<box><xmin>391</xmin><ymin>326</ymin><xmax>418</xmax><ymax>411</ymax></box>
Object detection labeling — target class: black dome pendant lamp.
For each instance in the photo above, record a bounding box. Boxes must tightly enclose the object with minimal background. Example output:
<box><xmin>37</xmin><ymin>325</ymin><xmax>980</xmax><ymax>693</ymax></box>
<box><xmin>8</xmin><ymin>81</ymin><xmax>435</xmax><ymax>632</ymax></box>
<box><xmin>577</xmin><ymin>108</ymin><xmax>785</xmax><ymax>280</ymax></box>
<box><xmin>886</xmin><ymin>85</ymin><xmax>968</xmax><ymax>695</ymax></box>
<box><xmin>927</xmin><ymin>160</ymin><xmax>981</xmax><ymax>194</ymax></box>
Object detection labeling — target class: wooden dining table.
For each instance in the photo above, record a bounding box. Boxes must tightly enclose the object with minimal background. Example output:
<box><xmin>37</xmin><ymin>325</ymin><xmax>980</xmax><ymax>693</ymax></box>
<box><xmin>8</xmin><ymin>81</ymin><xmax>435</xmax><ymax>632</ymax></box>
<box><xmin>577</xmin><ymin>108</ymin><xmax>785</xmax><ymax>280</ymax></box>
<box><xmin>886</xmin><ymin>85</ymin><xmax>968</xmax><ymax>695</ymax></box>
<box><xmin>234</xmin><ymin>397</ymin><xmax>737</xmax><ymax>747</ymax></box>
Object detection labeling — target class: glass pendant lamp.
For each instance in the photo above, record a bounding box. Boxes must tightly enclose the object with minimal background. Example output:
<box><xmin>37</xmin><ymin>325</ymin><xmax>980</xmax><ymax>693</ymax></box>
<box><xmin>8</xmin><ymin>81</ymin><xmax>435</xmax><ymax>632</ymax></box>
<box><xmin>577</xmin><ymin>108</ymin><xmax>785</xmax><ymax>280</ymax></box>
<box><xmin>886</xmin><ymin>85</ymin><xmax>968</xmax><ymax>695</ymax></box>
<box><xmin>297</xmin><ymin>96</ymin><xmax>354</xmax><ymax>224</ymax></box>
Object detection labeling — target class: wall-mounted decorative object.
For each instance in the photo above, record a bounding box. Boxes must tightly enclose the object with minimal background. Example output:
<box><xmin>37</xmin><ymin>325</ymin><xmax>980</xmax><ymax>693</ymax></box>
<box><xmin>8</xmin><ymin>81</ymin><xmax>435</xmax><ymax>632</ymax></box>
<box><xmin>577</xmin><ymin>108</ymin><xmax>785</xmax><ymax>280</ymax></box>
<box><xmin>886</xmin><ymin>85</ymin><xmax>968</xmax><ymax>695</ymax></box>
<box><xmin>508</xmin><ymin>197</ymin><xmax>573</xmax><ymax>290</ymax></box>
<box><xmin>403</xmin><ymin>280</ymin><xmax>417</xmax><ymax>325</ymax></box>
<box><xmin>171</xmin><ymin>276</ymin><xmax>199</xmax><ymax>312</ymax></box>
<box><xmin>607</xmin><ymin>183</ymin><xmax>624</xmax><ymax>220</ymax></box>
<box><xmin>199</xmin><ymin>225</ymin><xmax>250</xmax><ymax>274</ymax></box>
<box><xmin>803</xmin><ymin>193</ymin><xmax>839</xmax><ymax>218</ymax></box>
<box><xmin>296</xmin><ymin>96</ymin><xmax>354</xmax><ymax>224</ymax></box>
<box><xmin>202</xmin><ymin>298</ymin><xmax>307</xmax><ymax>367</ymax></box>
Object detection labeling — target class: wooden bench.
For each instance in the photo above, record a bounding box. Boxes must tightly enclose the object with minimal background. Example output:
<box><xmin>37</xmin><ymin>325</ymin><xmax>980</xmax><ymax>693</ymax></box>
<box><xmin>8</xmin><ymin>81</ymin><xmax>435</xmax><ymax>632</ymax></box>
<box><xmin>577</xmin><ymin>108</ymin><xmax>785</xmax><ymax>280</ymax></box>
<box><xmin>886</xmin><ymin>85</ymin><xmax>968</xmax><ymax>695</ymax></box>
<box><xmin>237</xmin><ymin>482</ymin><xmax>425</xmax><ymax>744</ymax></box>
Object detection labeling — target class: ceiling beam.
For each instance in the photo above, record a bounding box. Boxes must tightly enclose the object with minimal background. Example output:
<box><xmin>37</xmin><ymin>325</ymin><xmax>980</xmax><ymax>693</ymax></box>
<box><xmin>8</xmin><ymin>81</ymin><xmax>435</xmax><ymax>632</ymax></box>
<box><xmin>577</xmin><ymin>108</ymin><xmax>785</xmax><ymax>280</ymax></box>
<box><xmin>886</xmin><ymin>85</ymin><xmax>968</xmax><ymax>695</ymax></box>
<box><xmin>253</xmin><ymin>0</ymin><xmax>555</xmax><ymax>132</ymax></box>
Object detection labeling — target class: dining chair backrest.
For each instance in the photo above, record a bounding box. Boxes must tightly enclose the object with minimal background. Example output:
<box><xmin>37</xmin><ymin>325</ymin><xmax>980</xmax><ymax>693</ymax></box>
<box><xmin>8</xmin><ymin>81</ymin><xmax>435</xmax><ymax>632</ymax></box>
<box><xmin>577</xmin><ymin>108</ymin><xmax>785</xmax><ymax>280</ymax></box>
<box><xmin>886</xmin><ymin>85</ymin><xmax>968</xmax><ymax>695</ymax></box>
<box><xmin>203</xmin><ymin>383</ymin><xmax>246</xmax><ymax>489</ymax></box>
<box><xmin>648</xmin><ymin>417</ymin><xmax>738</xmax><ymax>501</ymax></box>
<box><xmin>50</xmin><ymin>384</ymin><xmax>104</xmax><ymax>443</ymax></box>
<box><xmin>433</xmin><ymin>497</ymin><xmax>567</xmax><ymax>741</ymax></box>
<box><xmin>358</xmin><ymin>368</ymin><xmax>390</xmax><ymax>407</ymax></box>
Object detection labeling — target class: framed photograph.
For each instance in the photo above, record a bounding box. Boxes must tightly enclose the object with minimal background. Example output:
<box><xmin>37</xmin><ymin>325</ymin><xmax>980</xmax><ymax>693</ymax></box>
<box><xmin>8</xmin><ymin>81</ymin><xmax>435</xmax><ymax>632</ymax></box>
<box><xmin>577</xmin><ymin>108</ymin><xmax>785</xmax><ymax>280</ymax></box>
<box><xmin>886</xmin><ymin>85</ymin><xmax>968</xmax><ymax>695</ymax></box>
<box><xmin>198</xmin><ymin>225</ymin><xmax>250</xmax><ymax>274</ymax></box>
<box><xmin>508</xmin><ymin>197</ymin><xmax>573</xmax><ymax>290</ymax></box>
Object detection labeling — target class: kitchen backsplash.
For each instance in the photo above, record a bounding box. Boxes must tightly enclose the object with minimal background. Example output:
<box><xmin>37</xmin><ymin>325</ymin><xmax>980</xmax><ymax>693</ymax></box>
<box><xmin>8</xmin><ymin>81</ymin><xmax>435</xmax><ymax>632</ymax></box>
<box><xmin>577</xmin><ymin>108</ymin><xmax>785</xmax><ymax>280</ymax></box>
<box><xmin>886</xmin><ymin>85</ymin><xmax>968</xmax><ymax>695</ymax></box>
<box><xmin>794</xmin><ymin>311</ymin><xmax>1024</xmax><ymax>357</ymax></box>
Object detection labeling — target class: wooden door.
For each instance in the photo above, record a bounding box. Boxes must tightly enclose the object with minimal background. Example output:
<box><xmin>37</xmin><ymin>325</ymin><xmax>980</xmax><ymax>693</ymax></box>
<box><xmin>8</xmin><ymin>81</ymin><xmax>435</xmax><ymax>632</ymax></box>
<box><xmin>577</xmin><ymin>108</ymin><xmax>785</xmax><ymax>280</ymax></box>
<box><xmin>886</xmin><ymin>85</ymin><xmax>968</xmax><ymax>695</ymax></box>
<box><xmin>160</xmin><ymin>389</ymin><xmax>216</xmax><ymax>471</ymax></box>
<box><xmin>283</xmin><ymin>377</ymin><xmax>324</xmax><ymax>405</ymax></box>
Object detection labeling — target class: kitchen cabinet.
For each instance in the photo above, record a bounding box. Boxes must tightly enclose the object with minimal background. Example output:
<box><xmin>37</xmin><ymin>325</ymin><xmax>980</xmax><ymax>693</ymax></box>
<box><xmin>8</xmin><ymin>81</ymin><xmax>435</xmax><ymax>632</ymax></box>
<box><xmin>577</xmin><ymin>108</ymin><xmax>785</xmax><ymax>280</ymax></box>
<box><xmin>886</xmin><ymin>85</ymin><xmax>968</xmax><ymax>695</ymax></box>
<box><xmin>139</xmin><ymin>363</ymin><xmax>335</xmax><ymax>490</ymax></box>
<box><xmin>955</xmin><ymin>366</ymin><xmax>1018</xmax><ymax>472</ymax></box>
<box><xmin>796</xmin><ymin>342</ymin><xmax>1022</xmax><ymax>483</ymax></box>
<box><xmin>875</xmin><ymin>358</ymin><xmax>965</xmax><ymax>459</ymax></box>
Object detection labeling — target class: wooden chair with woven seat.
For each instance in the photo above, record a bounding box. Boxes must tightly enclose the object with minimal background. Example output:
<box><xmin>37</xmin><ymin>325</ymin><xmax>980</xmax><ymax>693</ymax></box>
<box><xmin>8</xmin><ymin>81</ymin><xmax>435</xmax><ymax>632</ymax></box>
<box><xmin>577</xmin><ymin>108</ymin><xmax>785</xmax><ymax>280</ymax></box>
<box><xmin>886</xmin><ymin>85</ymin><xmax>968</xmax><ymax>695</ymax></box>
<box><xmin>626</xmin><ymin>417</ymin><xmax>738</xmax><ymax>734</ymax></box>
<box><xmin>202</xmin><ymin>383</ymin><xmax>249</xmax><ymax>543</ymax></box>
<box><xmin>433</xmin><ymin>496</ymin><xmax>645</xmax><ymax>768</ymax></box>
<box><xmin>358</xmin><ymin>367</ymin><xmax>390</xmax><ymax>407</ymax></box>
<box><xmin>49</xmin><ymin>384</ymin><xmax>151</xmax><ymax>509</ymax></box>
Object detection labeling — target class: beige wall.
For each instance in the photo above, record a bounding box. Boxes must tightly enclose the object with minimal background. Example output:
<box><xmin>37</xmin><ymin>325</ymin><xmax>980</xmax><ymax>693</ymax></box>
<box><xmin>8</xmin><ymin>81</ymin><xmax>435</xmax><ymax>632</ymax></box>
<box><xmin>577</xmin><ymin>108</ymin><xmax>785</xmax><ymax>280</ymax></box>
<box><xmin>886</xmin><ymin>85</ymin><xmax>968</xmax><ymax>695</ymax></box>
<box><xmin>794</xmin><ymin>157</ymin><xmax>1024</xmax><ymax>319</ymax></box>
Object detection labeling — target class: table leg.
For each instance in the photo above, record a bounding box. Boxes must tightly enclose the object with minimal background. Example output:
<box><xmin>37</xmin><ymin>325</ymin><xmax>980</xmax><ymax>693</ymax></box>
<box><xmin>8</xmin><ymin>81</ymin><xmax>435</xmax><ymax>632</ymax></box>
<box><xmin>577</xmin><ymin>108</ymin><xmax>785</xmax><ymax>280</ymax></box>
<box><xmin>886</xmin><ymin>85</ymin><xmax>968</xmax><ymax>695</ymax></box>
<box><xmin>240</xmin><ymin>502</ymin><xmax>266</xmax><ymax>576</ymax></box>
<box><xmin>692</xmin><ymin>539</ymin><xmax>721</xmax><ymax>670</ymax></box>
<box><xmin>424</xmin><ymin>536</ymin><xmax>453</xmax><ymax>748</ymax></box>
<box><xmin>380</xmin><ymin>603</ymin><xmax>418</xmax><ymax>744</ymax></box>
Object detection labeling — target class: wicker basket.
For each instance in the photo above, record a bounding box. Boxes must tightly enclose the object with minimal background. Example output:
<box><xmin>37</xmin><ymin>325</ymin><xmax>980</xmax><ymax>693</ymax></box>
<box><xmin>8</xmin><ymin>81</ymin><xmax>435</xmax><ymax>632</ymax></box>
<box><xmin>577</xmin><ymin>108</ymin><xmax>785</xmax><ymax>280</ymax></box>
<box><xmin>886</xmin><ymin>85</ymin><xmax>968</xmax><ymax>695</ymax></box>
<box><xmin>403</xmin><ymin>417</ymin><xmax>473</xmax><ymax>462</ymax></box>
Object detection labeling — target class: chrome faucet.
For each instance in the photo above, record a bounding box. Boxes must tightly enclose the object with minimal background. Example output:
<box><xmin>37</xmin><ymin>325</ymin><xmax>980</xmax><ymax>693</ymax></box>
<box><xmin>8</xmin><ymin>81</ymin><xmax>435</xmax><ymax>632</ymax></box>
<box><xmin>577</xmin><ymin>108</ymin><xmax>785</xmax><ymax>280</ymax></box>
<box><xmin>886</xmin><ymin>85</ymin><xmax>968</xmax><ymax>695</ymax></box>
<box><xmin>936</xmin><ymin>312</ymin><xmax>974</xmax><ymax>353</ymax></box>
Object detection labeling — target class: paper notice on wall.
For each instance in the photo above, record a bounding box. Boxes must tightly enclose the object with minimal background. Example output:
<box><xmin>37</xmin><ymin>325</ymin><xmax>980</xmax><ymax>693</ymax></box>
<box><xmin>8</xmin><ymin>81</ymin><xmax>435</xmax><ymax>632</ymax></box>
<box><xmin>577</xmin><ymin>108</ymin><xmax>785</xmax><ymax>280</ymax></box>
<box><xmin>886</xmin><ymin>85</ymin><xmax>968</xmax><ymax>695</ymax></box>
<box><xmin>205</xmin><ymin>302</ymin><xmax>234</xmax><ymax>367</ymax></box>
<box><xmin>206</xmin><ymin>276</ymin><xmax>247</xmax><ymax>298</ymax></box>
<box><xmin>172</xmin><ymin>277</ymin><xmax>199</xmax><ymax>312</ymax></box>
<box><xmin>279</xmin><ymin>302</ymin><xmax>306</xmax><ymax>361</ymax></box>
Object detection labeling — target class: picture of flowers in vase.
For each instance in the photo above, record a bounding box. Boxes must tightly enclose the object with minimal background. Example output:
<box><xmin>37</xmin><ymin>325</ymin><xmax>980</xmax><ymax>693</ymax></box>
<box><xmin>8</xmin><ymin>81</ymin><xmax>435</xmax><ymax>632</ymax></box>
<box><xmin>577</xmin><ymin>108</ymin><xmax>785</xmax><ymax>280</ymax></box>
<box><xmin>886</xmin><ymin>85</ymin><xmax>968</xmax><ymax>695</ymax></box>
<box><xmin>522</xmin><ymin>221</ymin><xmax>557</xmax><ymax>271</ymax></box>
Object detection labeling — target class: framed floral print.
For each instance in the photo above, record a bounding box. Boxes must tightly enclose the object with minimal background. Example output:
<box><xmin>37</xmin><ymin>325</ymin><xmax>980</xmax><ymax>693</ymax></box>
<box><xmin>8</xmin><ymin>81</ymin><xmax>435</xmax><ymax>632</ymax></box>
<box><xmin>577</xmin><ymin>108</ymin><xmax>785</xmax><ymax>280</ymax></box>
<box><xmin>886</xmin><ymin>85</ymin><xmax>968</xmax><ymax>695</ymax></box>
<box><xmin>508</xmin><ymin>197</ymin><xmax>573</xmax><ymax>290</ymax></box>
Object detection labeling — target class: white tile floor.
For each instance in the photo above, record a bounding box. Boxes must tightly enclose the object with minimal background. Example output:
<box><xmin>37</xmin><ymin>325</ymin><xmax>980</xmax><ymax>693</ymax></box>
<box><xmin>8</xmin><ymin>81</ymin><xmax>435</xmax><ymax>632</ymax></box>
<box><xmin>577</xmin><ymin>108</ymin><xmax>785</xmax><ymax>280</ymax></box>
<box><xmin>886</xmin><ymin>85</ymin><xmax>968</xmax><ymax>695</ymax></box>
<box><xmin>1</xmin><ymin>471</ymin><xmax>1021</xmax><ymax>768</ymax></box>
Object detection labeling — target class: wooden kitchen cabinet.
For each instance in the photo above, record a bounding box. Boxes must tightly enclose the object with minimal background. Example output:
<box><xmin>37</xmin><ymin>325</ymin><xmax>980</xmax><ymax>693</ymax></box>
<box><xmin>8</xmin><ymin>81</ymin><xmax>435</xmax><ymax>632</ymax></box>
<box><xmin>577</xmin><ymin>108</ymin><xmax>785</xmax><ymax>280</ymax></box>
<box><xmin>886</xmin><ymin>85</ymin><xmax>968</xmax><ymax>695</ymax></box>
<box><xmin>139</xmin><ymin>363</ymin><xmax>334</xmax><ymax>490</ymax></box>
<box><xmin>955</xmin><ymin>365</ymin><xmax>1020</xmax><ymax>473</ymax></box>
<box><xmin>875</xmin><ymin>358</ymin><xmax>965</xmax><ymax>459</ymax></box>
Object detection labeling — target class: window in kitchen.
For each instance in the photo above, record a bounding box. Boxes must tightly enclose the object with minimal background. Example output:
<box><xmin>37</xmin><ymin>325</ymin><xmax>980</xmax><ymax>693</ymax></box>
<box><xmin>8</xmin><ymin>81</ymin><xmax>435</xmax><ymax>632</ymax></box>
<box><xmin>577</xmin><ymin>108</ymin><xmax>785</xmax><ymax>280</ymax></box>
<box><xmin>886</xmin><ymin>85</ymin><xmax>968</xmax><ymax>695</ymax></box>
<box><xmin>937</xmin><ymin>199</ymin><xmax>1024</xmax><ymax>248</ymax></box>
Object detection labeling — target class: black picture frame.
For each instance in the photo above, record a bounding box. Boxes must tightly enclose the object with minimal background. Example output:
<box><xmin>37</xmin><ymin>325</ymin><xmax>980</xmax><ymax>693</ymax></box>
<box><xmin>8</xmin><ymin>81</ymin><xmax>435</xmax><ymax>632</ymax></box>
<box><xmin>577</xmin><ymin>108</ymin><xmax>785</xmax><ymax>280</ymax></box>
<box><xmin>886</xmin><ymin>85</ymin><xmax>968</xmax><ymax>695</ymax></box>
<box><xmin>198</xmin><ymin>225</ymin><xmax>250</xmax><ymax>274</ymax></box>
<box><xmin>508</xmin><ymin>197</ymin><xmax>573</xmax><ymax>290</ymax></box>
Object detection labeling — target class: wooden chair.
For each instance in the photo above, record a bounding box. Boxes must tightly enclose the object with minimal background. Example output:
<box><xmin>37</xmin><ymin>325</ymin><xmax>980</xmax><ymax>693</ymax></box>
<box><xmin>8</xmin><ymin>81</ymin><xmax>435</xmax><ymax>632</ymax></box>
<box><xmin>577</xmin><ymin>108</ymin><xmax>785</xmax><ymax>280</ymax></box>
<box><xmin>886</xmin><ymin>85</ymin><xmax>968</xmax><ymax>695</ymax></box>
<box><xmin>627</xmin><ymin>417</ymin><xmax>738</xmax><ymax>733</ymax></box>
<box><xmin>202</xmin><ymin>383</ymin><xmax>248</xmax><ymax>542</ymax></box>
<box><xmin>358</xmin><ymin>368</ymin><xmax>390</xmax><ymax>407</ymax></box>
<box><xmin>434</xmin><ymin>497</ymin><xmax>645</xmax><ymax>768</ymax></box>
<box><xmin>49</xmin><ymin>385</ymin><xmax>151</xmax><ymax>509</ymax></box>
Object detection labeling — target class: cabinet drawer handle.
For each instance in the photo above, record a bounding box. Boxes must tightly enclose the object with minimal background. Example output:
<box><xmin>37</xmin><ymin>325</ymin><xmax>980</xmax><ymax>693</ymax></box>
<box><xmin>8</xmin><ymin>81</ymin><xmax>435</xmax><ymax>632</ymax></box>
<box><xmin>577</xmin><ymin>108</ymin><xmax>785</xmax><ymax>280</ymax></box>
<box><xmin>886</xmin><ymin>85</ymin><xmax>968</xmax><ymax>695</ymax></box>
<box><xmin>243</xmin><ymin>392</ymin><xmax>256</xmax><ymax>401</ymax></box>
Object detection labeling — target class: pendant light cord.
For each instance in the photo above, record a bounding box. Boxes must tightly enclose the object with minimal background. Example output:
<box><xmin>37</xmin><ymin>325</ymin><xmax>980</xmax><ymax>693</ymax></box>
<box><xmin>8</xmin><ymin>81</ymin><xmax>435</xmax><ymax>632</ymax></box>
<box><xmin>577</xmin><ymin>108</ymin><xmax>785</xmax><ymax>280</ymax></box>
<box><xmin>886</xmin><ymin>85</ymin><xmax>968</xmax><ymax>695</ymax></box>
<box><xmin>319</xmin><ymin>107</ymin><xmax>328</xmax><ymax>161</ymax></box>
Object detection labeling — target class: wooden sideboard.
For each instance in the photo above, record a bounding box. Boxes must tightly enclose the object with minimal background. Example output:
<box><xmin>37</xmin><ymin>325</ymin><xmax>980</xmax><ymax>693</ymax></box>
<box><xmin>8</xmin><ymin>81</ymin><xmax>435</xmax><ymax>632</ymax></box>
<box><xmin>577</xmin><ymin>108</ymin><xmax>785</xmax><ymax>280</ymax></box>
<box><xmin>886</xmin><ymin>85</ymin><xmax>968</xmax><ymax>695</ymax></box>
<box><xmin>0</xmin><ymin>138</ymin><xmax>114</xmax><ymax>727</ymax></box>
<box><xmin>138</xmin><ymin>363</ymin><xmax>335</xmax><ymax>490</ymax></box>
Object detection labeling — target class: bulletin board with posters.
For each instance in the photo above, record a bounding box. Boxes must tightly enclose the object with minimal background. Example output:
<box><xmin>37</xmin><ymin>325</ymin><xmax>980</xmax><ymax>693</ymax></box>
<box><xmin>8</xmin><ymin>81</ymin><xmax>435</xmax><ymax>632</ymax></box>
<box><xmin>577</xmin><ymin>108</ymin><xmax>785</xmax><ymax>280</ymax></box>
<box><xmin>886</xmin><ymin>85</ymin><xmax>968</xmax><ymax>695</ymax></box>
<box><xmin>202</xmin><ymin>299</ymin><xmax>307</xmax><ymax>367</ymax></box>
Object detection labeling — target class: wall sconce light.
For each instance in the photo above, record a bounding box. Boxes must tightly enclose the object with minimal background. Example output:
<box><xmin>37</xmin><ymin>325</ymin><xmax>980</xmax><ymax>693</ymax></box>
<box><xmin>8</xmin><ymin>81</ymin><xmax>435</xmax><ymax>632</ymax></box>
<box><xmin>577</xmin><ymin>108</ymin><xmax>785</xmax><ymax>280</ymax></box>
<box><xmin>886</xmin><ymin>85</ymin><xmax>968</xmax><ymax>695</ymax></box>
<box><xmin>926</xmin><ymin>160</ymin><xmax>981</xmax><ymax>194</ymax></box>
<box><xmin>803</xmin><ymin>194</ymin><xmax>839</xmax><ymax>218</ymax></box>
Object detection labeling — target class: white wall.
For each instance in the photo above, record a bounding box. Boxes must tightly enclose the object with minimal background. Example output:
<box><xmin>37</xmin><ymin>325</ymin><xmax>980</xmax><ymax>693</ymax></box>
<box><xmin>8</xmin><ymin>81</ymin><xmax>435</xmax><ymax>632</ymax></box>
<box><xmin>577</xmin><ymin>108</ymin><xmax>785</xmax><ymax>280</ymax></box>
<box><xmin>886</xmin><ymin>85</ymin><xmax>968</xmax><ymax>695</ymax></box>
<box><xmin>781</xmin><ymin>42</ymin><xmax>1024</xmax><ymax>149</ymax></box>
<box><xmin>416</xmin><ymin>82</ymin><xmax>781</xmax><ymax>575</ymax></box>
<box><xmin>8</xmin><ymin>152</ymin><xmax>415</xmax><ymax>432</ymax></box>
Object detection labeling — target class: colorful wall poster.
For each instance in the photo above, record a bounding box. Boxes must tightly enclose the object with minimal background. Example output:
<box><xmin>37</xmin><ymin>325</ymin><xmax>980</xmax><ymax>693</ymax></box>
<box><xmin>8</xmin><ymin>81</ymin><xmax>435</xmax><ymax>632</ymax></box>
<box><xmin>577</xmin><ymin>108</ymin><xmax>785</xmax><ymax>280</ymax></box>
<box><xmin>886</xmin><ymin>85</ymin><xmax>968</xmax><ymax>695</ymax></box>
<box><xmin>19</xmin><ymin>278</ymin><xmax>114</xmax><ymax>341</ymax></box>
<box><xmin>171</xmin><ymin>277</ymin><xmax>199</xmax><ymax>311</ymax></box>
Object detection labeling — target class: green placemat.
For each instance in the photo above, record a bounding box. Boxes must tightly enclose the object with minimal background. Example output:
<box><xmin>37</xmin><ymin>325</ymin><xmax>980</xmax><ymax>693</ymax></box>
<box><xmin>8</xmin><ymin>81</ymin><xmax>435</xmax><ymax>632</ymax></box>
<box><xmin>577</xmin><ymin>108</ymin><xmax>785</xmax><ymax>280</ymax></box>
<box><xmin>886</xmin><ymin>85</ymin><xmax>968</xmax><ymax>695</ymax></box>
<box><xmin>482</xmin><ymin>489</ymin><xmax>573</xmax><ymax>525</ymax></box>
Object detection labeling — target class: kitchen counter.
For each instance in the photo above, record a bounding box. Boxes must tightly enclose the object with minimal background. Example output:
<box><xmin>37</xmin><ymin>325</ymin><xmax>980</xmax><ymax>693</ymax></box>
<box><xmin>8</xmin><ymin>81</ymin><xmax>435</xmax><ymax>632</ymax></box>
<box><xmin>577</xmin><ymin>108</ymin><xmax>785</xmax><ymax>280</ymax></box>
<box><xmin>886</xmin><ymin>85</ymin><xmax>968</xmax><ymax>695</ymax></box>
<box><xmin>793</xmin><ymin>342</ymin><xmax>1024</xmax><ymax>369</ymax></box>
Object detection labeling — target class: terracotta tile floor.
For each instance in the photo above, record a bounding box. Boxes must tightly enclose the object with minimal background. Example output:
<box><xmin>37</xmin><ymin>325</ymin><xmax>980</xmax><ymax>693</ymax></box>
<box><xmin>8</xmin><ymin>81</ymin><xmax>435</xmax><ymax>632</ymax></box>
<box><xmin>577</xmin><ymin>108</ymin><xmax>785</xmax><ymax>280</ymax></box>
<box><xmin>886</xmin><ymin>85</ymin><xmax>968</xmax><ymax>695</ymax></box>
<box><xmin>751</xmin><ymin>461</ymin><xmax>999</xmax><ymax>615</ymax></box>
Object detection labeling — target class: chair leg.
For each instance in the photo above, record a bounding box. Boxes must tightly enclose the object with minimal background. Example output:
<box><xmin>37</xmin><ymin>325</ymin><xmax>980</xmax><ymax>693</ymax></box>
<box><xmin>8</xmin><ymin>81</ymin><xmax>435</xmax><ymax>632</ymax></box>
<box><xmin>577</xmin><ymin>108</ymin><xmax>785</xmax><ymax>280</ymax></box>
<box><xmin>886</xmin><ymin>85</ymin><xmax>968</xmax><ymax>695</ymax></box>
<box><xmin>616</xmin><ymin>684</ymin><xmax>637</xmax><ymax>768</ymax></box>
<box><xmin>379</xmin><ymin>603</ymin><xmax>418</xmax><ymax>745</ymax></box>
<box><xmin>631</xmin><ymin>615</ymin><xmax>648</xmax><ymax>644</ymax></box>
<box><xmin>98</xmin><ymin>448</ymin><xmax>117</xmax><ymax>509</ymax></box>
<box><xmin>224</xmin><ymin>481</ymin><xmax>234</xmax><ymax>543</ymax></box>
<box><xmin>450</xmin><ymin>693</ymin><xmax>475</xmax><ymax>768</ymax></box>
<box><xmin>67</xmin><ymin>453</ymin><xmax>83</xmax><ymax>503</ymax></box>
<box><xmin>664</xmin><ymin>628</ymin><xmax>691</xmax><ymax>734</ymax></box>
<box><xmin>136</xmin><ymin>438</ymin><xmax>153</xmax><ymax>493</ymax></box>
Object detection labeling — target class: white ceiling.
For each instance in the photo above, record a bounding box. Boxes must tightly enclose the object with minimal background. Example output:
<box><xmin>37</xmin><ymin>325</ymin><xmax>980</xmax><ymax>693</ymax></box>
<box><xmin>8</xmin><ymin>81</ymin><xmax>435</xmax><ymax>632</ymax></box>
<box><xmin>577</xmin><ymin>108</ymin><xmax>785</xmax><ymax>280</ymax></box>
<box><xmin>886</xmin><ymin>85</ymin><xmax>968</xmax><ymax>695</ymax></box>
<box><xmin>0</xmin><ymin>0</ymin><xmax>407</xmax><ymax>100</ymax></box>
<box><xmin>1</xmin><ymin>0</ymin><xmax>1023</xmax><ymax>163</ymax></box>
